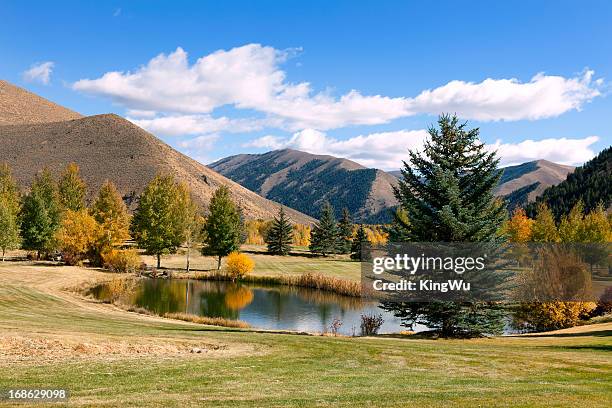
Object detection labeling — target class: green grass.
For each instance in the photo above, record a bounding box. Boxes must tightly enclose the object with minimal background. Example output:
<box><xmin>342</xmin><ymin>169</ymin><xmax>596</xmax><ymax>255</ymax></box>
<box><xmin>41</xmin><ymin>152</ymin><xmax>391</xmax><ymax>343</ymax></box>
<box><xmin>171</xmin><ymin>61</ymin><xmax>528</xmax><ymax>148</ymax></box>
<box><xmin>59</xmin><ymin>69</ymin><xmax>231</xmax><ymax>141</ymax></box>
<box><xmin>0</xmin><ymin>263</ymin><xmax>611</xmax><ymax>407</ymax></box>
<box><xmin>141</xmin><ymin>244</ymin><xmax>362</xmax><ymax>281</ymax></box>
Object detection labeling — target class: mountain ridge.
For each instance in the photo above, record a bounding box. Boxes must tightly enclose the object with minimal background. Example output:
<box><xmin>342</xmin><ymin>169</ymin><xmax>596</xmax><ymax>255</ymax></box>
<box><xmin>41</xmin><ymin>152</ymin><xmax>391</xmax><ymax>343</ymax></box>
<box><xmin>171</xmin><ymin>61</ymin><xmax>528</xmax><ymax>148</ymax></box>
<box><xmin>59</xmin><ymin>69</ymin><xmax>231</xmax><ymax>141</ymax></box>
<box><xmin>0</xmin><ymin>81</ymin><xmax>314</xmax><ymax>224</ymax></box>
<box><xmin>210</xmin><ymin>149</ymin><xmax>398</xmax><ymax>222</ymax></box>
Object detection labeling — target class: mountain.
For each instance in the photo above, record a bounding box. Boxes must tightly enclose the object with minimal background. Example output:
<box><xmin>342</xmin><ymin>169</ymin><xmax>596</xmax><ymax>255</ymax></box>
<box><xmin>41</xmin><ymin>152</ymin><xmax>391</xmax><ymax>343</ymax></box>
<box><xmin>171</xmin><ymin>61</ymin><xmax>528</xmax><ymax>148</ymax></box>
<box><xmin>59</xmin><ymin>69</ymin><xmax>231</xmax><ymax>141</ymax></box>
<box><xmin>0</xmin><ymin>81</ymin><xmax>313</xmax><ymax>224</ymax></box>
<box><xmin>209</xmin><ymin>149</ymin><xmax>399</xmax><ymax>222</ymax></box>
<box><xmin>0</xmin><ymin>80</ymin><xmax>82</xmax><ymax>125</ymax></box>
<box><xmin>390</xmin><ymin>159</ymin><xmax>575</xmax><ymax>210</ymax></box>
<box><xmin>526</xmin><ymin>147</ymin><xmax>612</xmax><ymax>219</ymax></box>
<box><xmin>495</xmin><ymin>160</ymin><xmax>575</xmax><ymax>210</ymax></box>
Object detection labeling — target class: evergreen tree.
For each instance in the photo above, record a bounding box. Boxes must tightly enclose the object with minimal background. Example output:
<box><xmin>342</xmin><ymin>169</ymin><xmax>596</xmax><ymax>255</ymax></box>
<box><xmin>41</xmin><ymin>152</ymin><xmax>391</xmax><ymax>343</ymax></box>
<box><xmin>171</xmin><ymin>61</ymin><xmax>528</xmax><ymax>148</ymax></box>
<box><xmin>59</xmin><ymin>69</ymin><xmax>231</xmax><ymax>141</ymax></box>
<box><xmin>266</xmin><ymin>206</ymin><xmax>293</xmax><ymax>255</ymax></box>
<box><xmin>384</xmin><ymin>114</ymin><xmax>507</xmax><ymax>337</ymax></box>
<box><xmin>131</xmin><ymin>175</ymin><xmax>192</xmax><ymax>268</ymax></box>
<box><xmin>309</xmin><ymin>201</ymin><xmax>341</xmax><ymax>256</ymax></box>
<box><xmin>350</xmin><ymin>224</ymin><xmax>369</xmax><ymax>260</ymax></box>
<box><xmin>201</xmin><ymin>186</ymin><xmax>244</xmax><ymax>269</ymax></box>
<box><xmin>20</xmin><ymin>169</ymin><xmax>62</xmax><ymax>258</ymax></box>
<box><xmin>58</xmin><ymin>163</ymin><xmax>87</xmax><ymax>211</ymax></box>
<box><xmin>532</xmin><ymin>203</ymin><xmax>560</xmax><ymax>242</ymax></box>
<box><xmin>337</xmin><ymin>208</ymin><xmax>353</xmax><ymax>254</ymax></box>
<box><xmin>0</xmin><ymin>164</ymin><xmax>21</xmax><ymax>261</ymax></box>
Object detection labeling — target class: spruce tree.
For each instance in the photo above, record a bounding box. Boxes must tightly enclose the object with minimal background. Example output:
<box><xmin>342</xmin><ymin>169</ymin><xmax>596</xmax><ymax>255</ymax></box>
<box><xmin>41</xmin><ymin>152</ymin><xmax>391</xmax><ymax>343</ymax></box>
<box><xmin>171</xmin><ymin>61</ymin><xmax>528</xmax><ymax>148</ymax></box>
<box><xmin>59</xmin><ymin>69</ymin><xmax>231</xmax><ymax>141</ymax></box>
<box><xmin>384</xmin><ymin>114</ymin><xmax>507</xmax><ymax>337</ymax></box>
<box><xmin>350</xmin><ymin>224</ymin><xmax>369</xmax><ymax>260</ymax></box>
<box><xmin>20</xmin><ymin>169</ymin><xmax>62</xmax><ymax>259</ymax></box>
<box><xmin>266</xmin><ymin>206</ymin><xmax>293</xmax><ymax>255</ymax></box>
<box><xmin>0</xmin><ymin>164</ymin><xmax>21</xmax><ymax>261</ymax></box>
<box><xmin>309</xmin><ymin>201</ymin><xmax>340</xmax><ymax>256</ymax></box>
<box><xmin>131</xmin><ymin>175</ymin><xmax>192</xmax><ymax>268</ymax></box>
<box><xmin>337</xmin><ymin>208</ymin><xmax>353</xmax><ymax>254</ymax></box>
<box><xmin>58</xmin><ymin>163</ymin><xmax>87</xmax><ymax>211</ymax></box>
<box><xmin>201</xmin><ymin>186</ymin><xmax>244</xmax><ymax>269</ymax></box>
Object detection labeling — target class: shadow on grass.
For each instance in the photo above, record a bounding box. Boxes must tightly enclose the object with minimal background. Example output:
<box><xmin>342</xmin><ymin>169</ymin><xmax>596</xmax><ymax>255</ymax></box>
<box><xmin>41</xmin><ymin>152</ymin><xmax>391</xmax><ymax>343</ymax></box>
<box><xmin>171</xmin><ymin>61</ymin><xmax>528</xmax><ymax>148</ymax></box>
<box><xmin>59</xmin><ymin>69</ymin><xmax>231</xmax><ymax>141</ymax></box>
<box><xmin>552</xmin><ymin>344</ymin><xmax>612</xmax><ymax>352</ymax></box>
<box><xmin>510</xmin><ymin>329</ymin><xmax>612</xmax><ymax>338</ymax></box>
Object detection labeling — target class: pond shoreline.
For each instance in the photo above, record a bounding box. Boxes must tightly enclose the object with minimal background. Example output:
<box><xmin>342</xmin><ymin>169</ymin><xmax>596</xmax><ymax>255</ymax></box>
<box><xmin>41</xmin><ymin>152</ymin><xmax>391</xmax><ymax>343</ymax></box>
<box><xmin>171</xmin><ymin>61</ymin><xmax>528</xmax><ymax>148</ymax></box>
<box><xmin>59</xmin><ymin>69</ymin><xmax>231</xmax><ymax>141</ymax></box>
<box><xmin>142</xmin><ymin>269</ymin><xmax>363</xmax><ymax>297</ymax></box>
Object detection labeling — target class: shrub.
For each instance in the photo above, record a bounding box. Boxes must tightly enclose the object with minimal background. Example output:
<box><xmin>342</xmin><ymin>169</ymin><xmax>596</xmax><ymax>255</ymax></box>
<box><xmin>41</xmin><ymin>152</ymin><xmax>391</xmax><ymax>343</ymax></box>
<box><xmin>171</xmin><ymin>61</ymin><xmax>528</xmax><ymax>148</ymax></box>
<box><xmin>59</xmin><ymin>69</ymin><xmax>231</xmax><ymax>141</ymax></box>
<box><xmin>360</xmin><ymin>313</ymin><xmax>384</xmax><ymax>336</ymax></box>
<box><xmin>329</xmin><ymin>318</ymin><xmax>343</xmax><ymax>336</ymax></box>
<box><xmin>512</xmin><ymin>301</ymin><xmax>597</xmax><ymax>332</ymax></box>
<box><xmin>225</xmin><ymin>252</ymin><xmax>254</xmax><ymax>280</ymax></box>
<box><xmin>592</xmin><ymin>287</ymin><xmax>612</xmax><ymax>316</ymax></box>
<box><xmin>102</xmin><ymin>248</ymin><xmax>142</xmax><ymax>273</ymax></box>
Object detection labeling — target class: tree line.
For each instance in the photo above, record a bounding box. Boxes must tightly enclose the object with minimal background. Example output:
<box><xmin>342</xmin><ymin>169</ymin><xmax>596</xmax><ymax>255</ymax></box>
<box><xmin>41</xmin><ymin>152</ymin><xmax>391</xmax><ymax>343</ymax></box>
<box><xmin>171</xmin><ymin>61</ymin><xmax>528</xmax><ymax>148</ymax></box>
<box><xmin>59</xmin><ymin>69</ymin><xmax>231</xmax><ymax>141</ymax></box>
<box><xmin>0</xmin><ymin>163</ymin><xmax>247</xmax><ymax>270</ymax></box>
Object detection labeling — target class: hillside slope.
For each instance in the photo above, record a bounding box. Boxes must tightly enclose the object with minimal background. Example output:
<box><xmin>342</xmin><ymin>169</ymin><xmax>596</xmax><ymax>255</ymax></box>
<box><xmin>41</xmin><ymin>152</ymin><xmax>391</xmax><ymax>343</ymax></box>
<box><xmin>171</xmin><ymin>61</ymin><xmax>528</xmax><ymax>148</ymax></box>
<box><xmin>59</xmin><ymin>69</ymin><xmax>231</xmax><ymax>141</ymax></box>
<box><xmin>526</xmin><ymin>147</ymin><xmax>612</xmax><ymax>219</ymax></box>
<box><xmin>0</xmin><ymin>80</ymin><xmax>82</xmax><ymax>125</ymax></box>
<box><xmin>0</xmin><ymin>110</ymin><xmax>312</xmax><ymax>224</ymax></box>
<box><xmin>496</xmin><ymin>160</ymin><xmax>575</xmax><ymax>209</ymax></box>
<box><xmin>210</xmin><ymin>149</ymin><xmax>399</xmax><ymax>222</ymax></box>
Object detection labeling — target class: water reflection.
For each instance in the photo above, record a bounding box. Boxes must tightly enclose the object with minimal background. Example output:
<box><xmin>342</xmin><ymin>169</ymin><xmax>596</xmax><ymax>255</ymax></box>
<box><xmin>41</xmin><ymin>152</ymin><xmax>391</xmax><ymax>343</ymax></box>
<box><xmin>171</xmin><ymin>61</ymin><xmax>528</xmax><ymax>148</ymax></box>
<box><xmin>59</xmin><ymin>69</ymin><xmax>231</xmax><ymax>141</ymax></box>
<box><xmin>93</xmin><ymin>278</ymin><xmax>404</xmax><ymax>335</ymax></box>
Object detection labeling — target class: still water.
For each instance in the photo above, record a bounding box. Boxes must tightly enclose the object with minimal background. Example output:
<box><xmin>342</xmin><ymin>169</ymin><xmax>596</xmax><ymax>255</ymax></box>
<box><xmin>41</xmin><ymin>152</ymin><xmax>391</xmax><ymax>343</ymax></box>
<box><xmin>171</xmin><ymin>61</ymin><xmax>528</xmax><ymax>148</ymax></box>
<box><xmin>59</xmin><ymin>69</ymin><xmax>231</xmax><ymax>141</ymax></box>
<box><xmin>92</xmin><ymin>278</ymin><xmax>407</xmax><ymax>335</ymax></box>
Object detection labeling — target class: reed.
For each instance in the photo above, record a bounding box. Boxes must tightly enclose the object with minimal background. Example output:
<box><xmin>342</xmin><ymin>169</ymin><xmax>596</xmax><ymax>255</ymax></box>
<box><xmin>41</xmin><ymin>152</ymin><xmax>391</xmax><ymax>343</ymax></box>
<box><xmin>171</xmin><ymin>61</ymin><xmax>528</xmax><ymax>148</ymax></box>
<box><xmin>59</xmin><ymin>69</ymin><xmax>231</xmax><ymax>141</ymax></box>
<box><xmin>181</xmin><ymin>271</ymin><xmax>362</xmax><ymax>297</ymax></box>
<box><xmin>163</xmin><ymin>312</ymin><xmax>250</xmax><ymax>329</ymax></box>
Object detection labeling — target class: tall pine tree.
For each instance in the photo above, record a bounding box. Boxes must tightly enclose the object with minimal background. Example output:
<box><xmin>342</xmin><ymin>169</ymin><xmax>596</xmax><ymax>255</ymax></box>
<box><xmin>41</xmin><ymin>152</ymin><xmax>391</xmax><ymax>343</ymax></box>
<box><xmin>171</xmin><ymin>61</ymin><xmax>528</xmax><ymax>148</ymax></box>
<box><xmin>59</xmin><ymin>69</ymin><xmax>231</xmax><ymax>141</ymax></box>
<box><xmin>309</xmin><ymin>201</ymin><xmax>340</xmax><ymax>256</ymax></box>
<box><xmin>384</xmin><ymin>114</ymin><xmax>507</xmax><ymax>337</ymax></box>
<box><xmin>350</xmin><ymin>224</ymin><xmax>369</xmax><ymax>260</ymax></box>
<box><xmin>201</xmin><ymin>186</ymin><xmax>244</xmax><ymax>269</ymax></box>
<box><xmin>266</xmin><ymin>206</ymin><xmax>293</xmax><ymax>255</ymax></box>
<box><xmin>337</xmin><ymin>208</ymin><xmax>353</xmax><ymax>254</ymax></box>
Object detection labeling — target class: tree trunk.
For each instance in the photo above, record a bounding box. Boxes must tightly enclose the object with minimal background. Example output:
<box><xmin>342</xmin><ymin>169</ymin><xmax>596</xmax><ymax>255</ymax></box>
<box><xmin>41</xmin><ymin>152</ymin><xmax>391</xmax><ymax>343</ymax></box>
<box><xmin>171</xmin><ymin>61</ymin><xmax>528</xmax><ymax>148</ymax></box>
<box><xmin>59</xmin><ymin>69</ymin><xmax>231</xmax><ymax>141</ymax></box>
<box><xmin>217</xmin><ymin>256</ymin><xmax>222</xmax><ymax>270</ymax></box>
<box><xmin>157</xmin><ymin>253</ymin><xmax>161</xmax><ymax>269</ymax></box>
<box><xmin>2</xmin><ymin>248</ymin><xmax>5</xmax><ymax>262</ymax></box>
<box><xmin>186</xmin><ymin>239</ymin><xmax>191</xmax><ymax>273</ymax></box>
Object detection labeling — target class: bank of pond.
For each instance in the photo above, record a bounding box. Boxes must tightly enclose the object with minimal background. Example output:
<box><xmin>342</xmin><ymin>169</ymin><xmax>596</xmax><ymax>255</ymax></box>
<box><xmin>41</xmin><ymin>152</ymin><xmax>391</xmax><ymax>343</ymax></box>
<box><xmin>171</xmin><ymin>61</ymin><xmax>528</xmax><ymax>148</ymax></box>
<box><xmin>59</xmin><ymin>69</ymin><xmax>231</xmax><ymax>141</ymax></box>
<box><xmin>90</xmin><ymin>277</ymin><xmax>408</xmax><ymax>336</ymax></box>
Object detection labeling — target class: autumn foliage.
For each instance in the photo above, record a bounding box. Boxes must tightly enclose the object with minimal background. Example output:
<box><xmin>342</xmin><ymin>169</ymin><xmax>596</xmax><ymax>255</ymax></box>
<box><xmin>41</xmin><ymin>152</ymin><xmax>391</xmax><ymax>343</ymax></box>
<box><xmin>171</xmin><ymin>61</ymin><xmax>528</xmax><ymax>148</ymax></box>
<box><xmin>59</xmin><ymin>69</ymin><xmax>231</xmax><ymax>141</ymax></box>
<box><xmin>225</xmin><ymin>252</ymin><xmax>255</xmax><ymax>280</ymax></box>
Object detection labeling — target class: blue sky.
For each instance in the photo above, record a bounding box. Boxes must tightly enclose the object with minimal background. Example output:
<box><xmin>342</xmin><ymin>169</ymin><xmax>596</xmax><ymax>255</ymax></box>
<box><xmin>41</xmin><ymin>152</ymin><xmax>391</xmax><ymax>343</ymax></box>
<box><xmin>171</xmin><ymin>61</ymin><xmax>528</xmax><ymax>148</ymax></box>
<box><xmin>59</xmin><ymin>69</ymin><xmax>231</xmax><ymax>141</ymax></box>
<box><xmin>2</xmin><ymin>0</ymin><xmax>610</xmax><ymax>169</ymax></box>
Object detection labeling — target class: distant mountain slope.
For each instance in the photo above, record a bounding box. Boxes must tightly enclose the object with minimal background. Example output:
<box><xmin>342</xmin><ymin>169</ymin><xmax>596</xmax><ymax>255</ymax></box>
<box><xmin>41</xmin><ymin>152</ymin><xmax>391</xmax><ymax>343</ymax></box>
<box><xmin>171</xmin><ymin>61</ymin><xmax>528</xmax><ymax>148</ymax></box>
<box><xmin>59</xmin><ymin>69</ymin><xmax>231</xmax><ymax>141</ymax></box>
<box><xmin>526</xmin><ymin>147</ymin><xmax>612</xmax><ymax>219</ymax></box>
<box><xmin>390</xmin><ymin>159</ymin><xmax>573</xmax><ymax>209</ymax></box>
<box><xmin>496</xmin><ymin>160</ymin><xmax>575</xmax><ymax>209</ymax></box>
<box><xmin>0</xmin><ymin>80</ymin><xmax>82</xmax><ymax>125</ymax></box>
<box><xmin>0</xmin><ymin>82</ymin><xmax>313</xmax><ymax>224</ymax></box>
<box><xmin>210</xmin><ymin>149</ymin><xmax>399</xmax><ymax>222</ymax></box>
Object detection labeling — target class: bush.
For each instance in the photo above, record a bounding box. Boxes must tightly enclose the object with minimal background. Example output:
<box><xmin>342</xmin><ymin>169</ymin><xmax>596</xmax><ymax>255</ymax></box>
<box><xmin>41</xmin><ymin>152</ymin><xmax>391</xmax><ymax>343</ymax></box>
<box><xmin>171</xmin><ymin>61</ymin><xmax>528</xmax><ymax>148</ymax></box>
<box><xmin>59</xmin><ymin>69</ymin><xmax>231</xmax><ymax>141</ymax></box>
<box><xmin>225</xmin><ymin>252</ymin><xmax>254</xmax><ymax>280</ymax></box>
<box><xmin>102</xmin><ymin>249</ymin><xmax>142</xmax><ymax>273</ymax></box>
<box><xmin>592</xmin><ymin>287</ymin><xmax>612</xmax><ymax>316</ymax></box>
<box><xmin>360</xmin><ymin>313</ymin><xmax>384</xmax><ymax>336</ymax></box>
<box><xmin>512</xmin><ymin>301</ymin><xmax>596</xmax><ymax>332</ymax></box>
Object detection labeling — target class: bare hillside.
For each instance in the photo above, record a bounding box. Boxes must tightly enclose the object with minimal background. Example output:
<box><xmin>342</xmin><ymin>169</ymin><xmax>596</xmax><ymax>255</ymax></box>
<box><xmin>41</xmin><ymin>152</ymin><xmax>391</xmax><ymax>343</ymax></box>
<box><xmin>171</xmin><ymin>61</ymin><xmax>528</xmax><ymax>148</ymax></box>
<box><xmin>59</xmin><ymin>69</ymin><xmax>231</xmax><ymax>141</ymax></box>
<box><xmin>0</xmin><ymin>114</ymin><xmax>313</xmax><ymax>223</ymax></box>
<box><xmin>0</xmin><ymin>80</ymin><xmax>82</xmax><ymax>125</ymax></box>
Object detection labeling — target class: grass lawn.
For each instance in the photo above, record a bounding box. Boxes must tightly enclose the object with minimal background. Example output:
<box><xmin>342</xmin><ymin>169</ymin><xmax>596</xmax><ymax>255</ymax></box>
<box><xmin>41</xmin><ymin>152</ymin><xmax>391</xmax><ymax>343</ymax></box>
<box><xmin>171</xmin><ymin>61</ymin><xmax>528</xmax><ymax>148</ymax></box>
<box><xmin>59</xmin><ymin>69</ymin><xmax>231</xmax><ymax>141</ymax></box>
<box><xmin>0</xmin><ymin>261</ymin><xmax>611</xmax><ymax>407</ymax></box>
<box><xmin>140</xmin><ymin>244</ymin><xmax>362</xmax><ymax>281</ymax></box>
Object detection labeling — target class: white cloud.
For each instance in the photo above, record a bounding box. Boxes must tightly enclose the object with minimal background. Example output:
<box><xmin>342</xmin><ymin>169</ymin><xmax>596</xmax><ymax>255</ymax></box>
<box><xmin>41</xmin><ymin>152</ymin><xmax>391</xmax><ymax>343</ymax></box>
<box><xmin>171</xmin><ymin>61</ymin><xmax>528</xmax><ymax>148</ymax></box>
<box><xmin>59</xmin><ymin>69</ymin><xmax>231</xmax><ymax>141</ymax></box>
<box><xmin>22</xmin><ymin>61</ymin><xmax>54</xmax><ymax>85</ymax></box>
<box><xmin>72</xmin><ymin>45</ymin><xmax>602</xmax><ymax>131</ymax></box>
<box><xmin>247</xmin><ymin>129</ymin><xmax>429</xmax><ymax>169</ymax></box>
<box><xmin>128</xmin><ymin>114</ymin><xmax>276</xmax><ymax>136</ymax></box>
<box><xmin>242</xmin><ymin>135</ymin><xmax>287</xmax><ymax>149</ymax></box>
<box><xmin>248</xmin><ymin>130</ymin><xmax>599</xmax><ymax>169</ymax></box>
<box><xmin>177</xmin><ymin>134</ymin><xmax>220</xmax><ymax>150</ymax></box>
<box><xmin>489</xmin><ymin>136</ymin><xmax>599</xmax><ymax>166</ymax></box>
<box><xmin>408</xmin><ymin>71</ymin><xmax>602</xmax><ymax>121</ymax></box>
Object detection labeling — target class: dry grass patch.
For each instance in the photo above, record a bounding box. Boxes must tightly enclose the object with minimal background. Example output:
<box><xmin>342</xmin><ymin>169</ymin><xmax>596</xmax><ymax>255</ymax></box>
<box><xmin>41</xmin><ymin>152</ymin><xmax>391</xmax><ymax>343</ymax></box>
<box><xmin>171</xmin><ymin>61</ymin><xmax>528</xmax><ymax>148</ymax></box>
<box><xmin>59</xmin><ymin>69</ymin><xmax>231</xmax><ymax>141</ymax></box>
<box><xmin>164</xmin><ymin>312</ymin><xmax>250</xmax><ymax>329</ymax></box>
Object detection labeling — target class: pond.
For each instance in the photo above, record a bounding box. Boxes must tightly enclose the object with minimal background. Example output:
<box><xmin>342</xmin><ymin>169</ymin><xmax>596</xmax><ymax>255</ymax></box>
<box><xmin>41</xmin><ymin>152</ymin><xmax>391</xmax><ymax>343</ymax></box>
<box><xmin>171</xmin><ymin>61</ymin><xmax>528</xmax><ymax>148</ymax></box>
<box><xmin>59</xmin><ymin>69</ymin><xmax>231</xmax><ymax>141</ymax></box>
<box><xmin>91</xmin><ymin>278</ymin><xmax>411</xmax><ymax>335</ymax></box>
